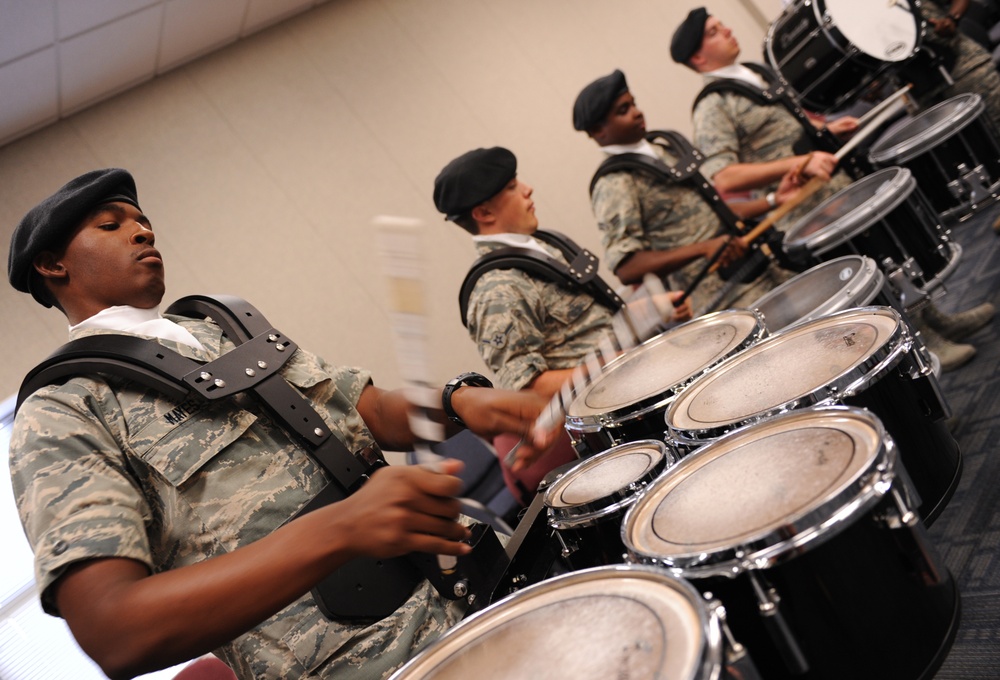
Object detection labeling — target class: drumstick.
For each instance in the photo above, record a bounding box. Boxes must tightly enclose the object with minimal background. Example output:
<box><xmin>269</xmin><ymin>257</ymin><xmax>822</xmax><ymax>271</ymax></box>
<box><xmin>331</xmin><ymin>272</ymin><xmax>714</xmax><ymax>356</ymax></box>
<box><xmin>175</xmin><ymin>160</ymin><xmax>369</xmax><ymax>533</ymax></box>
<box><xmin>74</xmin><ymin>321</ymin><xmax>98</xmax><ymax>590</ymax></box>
<box><xmin>510</xmin><ymin>276</ymin><xmax>682</xmax><ymax>468</ymax></box>
<box><xmin>707</xmin><ymin>90</ymin><xmax>910</xmax><ymax>274</ymax></box>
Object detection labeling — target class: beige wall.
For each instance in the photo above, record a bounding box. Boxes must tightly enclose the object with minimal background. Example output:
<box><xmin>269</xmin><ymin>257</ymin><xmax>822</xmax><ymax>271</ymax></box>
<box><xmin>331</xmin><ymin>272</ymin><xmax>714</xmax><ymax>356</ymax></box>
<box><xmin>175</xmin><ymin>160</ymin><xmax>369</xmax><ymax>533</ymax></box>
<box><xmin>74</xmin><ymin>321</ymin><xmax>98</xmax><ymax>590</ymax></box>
<box><xmin>0</xmin><ymin>0</ymin><xmax>780</xmax><ymax>395</ymax></box>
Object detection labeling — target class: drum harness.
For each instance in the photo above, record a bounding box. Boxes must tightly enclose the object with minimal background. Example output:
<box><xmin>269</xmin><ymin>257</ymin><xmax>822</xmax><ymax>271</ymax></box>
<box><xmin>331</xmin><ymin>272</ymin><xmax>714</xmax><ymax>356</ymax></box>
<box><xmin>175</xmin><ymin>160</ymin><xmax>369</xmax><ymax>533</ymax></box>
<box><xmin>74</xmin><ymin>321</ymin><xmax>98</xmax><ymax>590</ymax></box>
<box><xmin>588</xmin><ymin>130</ymin><xmax>788</xmax><ymax>312</ymax></box>
<box><xmin>458</xmin><ymin>229</ymin><xmax>626</xmax><ymax>327</ymax></box>
<box><xmin>694</xmin><ymin>63</ymin><xmax>872</xmax><ymax>179</ymax></box>
<box><xmin>17</xmin><ymin>294</ymin><xmax>508</xmax><ymax>623</ymax></box>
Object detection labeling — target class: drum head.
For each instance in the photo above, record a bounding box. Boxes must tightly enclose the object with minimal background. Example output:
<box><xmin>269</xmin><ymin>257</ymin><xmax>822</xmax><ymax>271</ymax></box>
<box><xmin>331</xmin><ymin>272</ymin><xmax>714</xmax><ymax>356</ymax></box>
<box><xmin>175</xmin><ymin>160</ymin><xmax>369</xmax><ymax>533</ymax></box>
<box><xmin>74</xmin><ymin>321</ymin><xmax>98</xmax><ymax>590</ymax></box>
<box><xmin>870</xmin><ymin>94</ymin><xmax>983</xmax><ymax>164</ymax></box>
<box><xmin>750</xmin><ymin>255</ymin><xmax>884</xmax><ymax>332</ymax></box>
<box><xmin>545</xmin><ymin>440</ymin><xmax>669</xmax><ymax>527</ymax></box>
<box><xmin>624</xmin><ymin>407</ymin><xmax>887</xmax><ymax>569</ymax></box>
<box><xmin>666</xmin><ymin>307</ymin><xmax>903</xmax><ymax>435</ymax></box>
<box><xmin>783</xmin><ymin>168</ymin><xmax>914</xmax><ymax>254</ymax></box>
<box><xmin>567</xmin><ymin>310</ymin><xmax>764</xmax><ymax>421</ymax></box>
<box><xmin>822</xmin><ymin>0</ymin><xmax>918</xmax><ymax>61</ymax></box>
<box><xmin>388</xmin><ymin>566</ymin><xmax>717</xmax><ymax>680</ymax></box>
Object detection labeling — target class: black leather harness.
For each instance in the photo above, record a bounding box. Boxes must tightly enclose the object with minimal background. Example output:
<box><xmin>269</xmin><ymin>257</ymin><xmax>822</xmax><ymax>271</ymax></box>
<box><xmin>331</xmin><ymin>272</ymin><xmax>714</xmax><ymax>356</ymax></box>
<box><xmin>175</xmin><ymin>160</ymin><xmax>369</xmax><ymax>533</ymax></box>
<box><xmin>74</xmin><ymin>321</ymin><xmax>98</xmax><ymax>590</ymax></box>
<box><xmin>458</xmin><ymin>230</ymin><xmax>625</xmax><ymax>327</ymax></box>
<box><xmin>18</xmin><ymin>295</ymin><xmax>503</xmax><ymax>622</ymax></box>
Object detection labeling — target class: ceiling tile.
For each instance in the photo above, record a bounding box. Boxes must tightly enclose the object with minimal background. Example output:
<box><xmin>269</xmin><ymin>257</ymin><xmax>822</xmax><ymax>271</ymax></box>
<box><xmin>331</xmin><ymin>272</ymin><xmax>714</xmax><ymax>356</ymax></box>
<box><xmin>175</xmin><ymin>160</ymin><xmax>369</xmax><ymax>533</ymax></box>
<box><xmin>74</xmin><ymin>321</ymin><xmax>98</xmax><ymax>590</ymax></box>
<box><xmin>0</xmin><ymin>49</ymin><xmax>59</xmax><ymax>145</ymax></box>
<box><xmin>56</xmin><ymin>0</ymin><xmax>159</xmax><ymax>39</ymax></box>
<box><xmin>59</xmin><ymin>5</ymin><xmax>162</xmax><ymax>115</ymax></box>
<box><xmin>0</xmin><ymin>0</ymin><xmax>56</xmax><ymax>65</ymax></box>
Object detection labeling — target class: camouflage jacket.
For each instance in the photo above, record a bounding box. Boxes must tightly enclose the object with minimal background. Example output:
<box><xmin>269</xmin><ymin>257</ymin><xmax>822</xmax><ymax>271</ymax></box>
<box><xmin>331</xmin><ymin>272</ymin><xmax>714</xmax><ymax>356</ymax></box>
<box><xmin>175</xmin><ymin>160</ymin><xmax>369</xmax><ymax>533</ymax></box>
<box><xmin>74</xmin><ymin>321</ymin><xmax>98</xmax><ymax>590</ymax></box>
<box><xmin>692</xmin><ymin>69</ymin><xmax>854</xmax><ymax>227</ymax></box>
<box><xmin>9</xmin><ymin>318</ymin><xmax>462</xmax><ymax>679</ymax></box>
<box><xmin>466</xmin><ymin>238</ymin><xmax>615</xmax><ymax>390</ymax></box>
<box><xmin>590</xmin><ymin>143</ymin><xmax>790</xmax><ymax>314</ymax></box>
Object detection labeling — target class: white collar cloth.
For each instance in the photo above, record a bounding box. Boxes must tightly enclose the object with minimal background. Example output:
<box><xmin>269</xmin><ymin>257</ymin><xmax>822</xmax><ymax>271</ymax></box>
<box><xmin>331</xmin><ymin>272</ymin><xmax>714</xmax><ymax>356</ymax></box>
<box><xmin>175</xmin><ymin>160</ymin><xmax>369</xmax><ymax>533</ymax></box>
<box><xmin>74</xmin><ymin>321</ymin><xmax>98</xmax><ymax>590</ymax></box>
<box><xmin>71</xmin><ymin>305</ymin><xmax>205</xmax><ymax>350</ymax></box>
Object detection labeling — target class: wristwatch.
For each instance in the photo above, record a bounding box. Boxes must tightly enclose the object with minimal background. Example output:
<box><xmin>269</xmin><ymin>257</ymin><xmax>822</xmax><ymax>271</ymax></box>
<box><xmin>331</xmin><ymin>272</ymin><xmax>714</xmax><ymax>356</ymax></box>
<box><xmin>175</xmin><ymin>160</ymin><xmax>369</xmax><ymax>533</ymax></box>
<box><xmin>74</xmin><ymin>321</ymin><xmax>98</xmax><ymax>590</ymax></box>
<box><xmin>948</xmin><ymin>12</ymin><xmax>962</xmax><ymax>22</ymax></box>
<box><xmin>441</xmin><ymin>372</ymin><xmax>494</xmax><ymax>427</ymax></box>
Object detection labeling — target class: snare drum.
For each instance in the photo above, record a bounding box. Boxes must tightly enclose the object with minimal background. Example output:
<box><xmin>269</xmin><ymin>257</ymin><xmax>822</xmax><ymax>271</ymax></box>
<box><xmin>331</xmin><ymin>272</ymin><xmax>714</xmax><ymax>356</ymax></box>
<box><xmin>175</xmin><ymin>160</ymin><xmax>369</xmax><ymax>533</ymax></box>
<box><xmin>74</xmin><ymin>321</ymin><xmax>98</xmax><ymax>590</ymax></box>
<box><xmin>869</xmin><ymin>93</ymin><xmax>1000</xmax><ymax>222</ymax></box>
<box><xmin>565</xmin><ymin>309</ymin><xmax>766</xmax><ymax>456</ymax></box>
<box><xmin>623</xmin><ymin>406</ymin><xmax>960</xmax><ymax>680</ymax></box>
<box><xmin>388</xmin><ymin>565</ymin><xmax>757</xmax><ymax>680</ymax></box>
<box><xmin>664</xmin><ymin>306</ymin><xmax>960</xmax><ymax>524</ymax></box>
<box><xmin>544</xmin><ymin>439</ymin><xmax>673</xmax><ymax>569</ymax></box>
<box><xmin>749</xmin><ymin>254</ymin><xmax>890</xmax><ymax>333</ymax></box>
<box><xmin>783</xmin><ymin>167</ymin><xmax>961</xmax><ymax>299</ymax></box>
<box><xmin>765</xmin><ymin>0</ymin><xmax>921</xmax><ymax>112</ymax></box>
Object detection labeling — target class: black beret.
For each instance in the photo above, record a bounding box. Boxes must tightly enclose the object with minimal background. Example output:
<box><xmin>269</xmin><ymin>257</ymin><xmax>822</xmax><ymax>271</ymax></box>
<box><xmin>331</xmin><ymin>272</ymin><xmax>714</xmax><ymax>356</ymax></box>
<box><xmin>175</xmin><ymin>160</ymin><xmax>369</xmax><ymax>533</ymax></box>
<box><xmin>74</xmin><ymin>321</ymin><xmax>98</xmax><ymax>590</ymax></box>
<box><xmin>9</xmin><ymin>168</ymin><xmax>139</xmax><ymax>306</ymax></box>
<box><xmin>572</xmin><ymin>70</ymin><xmax>629</xmax><ymax>131</ymax></box>
<box><xmin>433</xmin><ymin>147</ymin><xmax>517</xmax><ymax>220</ymax></box>
<box><xmin>671</xmin><ymin>7</ymin><xmax>709</xmax><ymax>64</ymax></box>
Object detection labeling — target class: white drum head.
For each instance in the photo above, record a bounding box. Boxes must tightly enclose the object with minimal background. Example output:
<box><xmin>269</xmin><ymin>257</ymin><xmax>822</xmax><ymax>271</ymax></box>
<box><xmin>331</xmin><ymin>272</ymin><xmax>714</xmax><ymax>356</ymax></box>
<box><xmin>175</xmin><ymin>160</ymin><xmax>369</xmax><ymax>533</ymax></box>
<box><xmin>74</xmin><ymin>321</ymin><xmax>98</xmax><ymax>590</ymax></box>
<box><xmin>667</xmin><ymin>308</ymin><xmax>901</xmax><ymax>433</ymax></box>
<box><xmin>546</xmin><ymin>441</ymin><xmax>666</xmax><ymax>509</ymax></box>
<box><xmin>823</xmin><ymin>0</ymin><xmax>918</xmax><ymax>61</ymax></box>
<box><xmin>389</xmin><ymin>566</ymin><xmax>715</xmax><ymax>680</ymax></box>
<box><xmin>750</xmin><ymin>255</ymin><xmax>884</xmax><ymax>332</ymax></box>
<box><xmin>624</xmin><ymin>408</ymin><xmax>885</xmax><ymax>566</ymax></box>
<box><xmin>567</xmin><ymin>310</ymin><xmax>764</xmax><ymax>418</ymax></box>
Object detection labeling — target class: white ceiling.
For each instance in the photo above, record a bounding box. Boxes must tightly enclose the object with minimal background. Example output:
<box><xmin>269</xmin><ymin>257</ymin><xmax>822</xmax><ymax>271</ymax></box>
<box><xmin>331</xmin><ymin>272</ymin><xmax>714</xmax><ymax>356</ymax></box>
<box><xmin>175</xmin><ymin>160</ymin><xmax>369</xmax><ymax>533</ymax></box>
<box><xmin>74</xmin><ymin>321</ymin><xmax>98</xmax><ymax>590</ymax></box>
<box><xmin>0</xmin><ymin>0</ymin><xmax>332</xmax><ymax>148</ymax></box>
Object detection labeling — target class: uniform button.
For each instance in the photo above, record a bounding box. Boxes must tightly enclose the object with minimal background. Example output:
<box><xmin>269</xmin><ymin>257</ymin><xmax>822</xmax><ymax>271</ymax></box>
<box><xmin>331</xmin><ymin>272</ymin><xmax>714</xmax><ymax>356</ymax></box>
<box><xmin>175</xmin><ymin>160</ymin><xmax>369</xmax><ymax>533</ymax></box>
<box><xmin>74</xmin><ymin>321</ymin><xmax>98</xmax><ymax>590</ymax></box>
<box><xmin>52</xmin><ymin>540</ymin><xmax>68</xmax><ymax>555</ymax></box>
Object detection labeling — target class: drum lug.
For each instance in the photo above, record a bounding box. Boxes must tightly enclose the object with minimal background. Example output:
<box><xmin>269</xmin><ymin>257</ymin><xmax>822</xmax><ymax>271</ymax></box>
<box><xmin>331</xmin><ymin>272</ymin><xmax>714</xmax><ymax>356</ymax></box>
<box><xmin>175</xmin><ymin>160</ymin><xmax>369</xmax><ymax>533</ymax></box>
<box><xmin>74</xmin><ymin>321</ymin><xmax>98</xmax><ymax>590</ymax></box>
<box><xmin>554</xmin><ymin>530</ymin><xmax>578</xmax><ymax>561</ymax></box>
<box><xmin>886</xmin><ymin>267</ymin><xmax>927</xmax><ymax>309</ymax></box>
<box><xmin>876</xmin><ymin>468</ymin><xmax>921</xmax><ymax>530</ymax></box>
<box><xmin>747</xmin><ymin>571</ymin><xmax>810</xmax><ymax>675</ymax></box>
<box><xmin>704</xmin><ymin>593</ymin><xmax>760</xmax><ymax>676</ymax></box>
<box><xmin>949</xmin><ymin>163</ymin><xmax>993</xmax><ymax>208</ymax></box>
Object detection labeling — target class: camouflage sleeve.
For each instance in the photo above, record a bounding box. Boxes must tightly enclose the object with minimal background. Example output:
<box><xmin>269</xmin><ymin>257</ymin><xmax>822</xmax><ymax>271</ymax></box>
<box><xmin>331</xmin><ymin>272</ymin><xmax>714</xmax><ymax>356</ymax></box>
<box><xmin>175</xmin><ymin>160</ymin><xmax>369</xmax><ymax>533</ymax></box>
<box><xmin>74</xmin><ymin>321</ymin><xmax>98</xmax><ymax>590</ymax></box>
<box><xmin>9</xmin><ymin>380</ymin><xmax>153</xmax><ymax>614</ymax></box>
<box><xmin>693</xmin><ymin>92</ymin><xmax>742</xmax><ymax>181</ymax></box>
<box><xmin>591</xmin><ymin>172</ymin><xmax>654</xmax><ymax>274</ymax></box>
<box><xmin>465</xmin><ymin>271</ymin><xmax>550</xmax><ymax>391</ymax></box>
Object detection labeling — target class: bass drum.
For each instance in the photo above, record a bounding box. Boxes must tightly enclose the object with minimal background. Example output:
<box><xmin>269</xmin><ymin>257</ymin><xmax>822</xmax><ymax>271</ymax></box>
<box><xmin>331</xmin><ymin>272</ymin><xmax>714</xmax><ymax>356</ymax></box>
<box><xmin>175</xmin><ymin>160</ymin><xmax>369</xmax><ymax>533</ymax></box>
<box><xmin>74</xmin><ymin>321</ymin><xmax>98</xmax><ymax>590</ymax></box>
<box><xmin>782</xmin><ymin>167</ymin><xmax>961</xmax><ymax>304</ymax></box>
<box><xmin>664</xmin><ymin>307</ymin><xmax>959</xmax><ymax>525</ymax></box>
<box><xmin>765</xmin><ymin>0</ymin><xmax>921</xmax><ymax>112</ymax></box>
<box><xmin>388</xmin><ymin>565</ymin><xmax>759</xmax><ymax>680</ymax></box>
<box><xmin>564</xmin><ymin>309</ymin><xmax>766</xmax><ymax>457</ymax></box>
<box><xmin>623</xmin><ymin>406</ymin><xmax>960</xmax><ymax>680</ymax></box>
<box><xmin>869</xmin><ymin>93</ymin><xmax>1000</xmax><ymax>223</ymax></box>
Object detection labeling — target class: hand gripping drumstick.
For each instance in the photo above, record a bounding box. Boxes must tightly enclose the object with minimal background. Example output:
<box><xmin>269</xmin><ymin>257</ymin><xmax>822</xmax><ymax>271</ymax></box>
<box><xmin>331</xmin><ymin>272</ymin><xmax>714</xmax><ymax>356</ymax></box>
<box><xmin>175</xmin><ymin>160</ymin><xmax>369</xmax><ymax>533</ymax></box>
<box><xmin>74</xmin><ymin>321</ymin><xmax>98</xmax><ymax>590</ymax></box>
<box><xmin>509</xmin><ymin>273</ymin><xmax>678</xmax><ymax>468</ymax></box>
<box><xmin>374</xmin><ymin>216</ymin><xmax>516</xmax><ymax>544</ymax></box>
<box><xmin>702</xmin><ymin>88</ymin><xmax>913</xmax><ymax>277</ymax></box>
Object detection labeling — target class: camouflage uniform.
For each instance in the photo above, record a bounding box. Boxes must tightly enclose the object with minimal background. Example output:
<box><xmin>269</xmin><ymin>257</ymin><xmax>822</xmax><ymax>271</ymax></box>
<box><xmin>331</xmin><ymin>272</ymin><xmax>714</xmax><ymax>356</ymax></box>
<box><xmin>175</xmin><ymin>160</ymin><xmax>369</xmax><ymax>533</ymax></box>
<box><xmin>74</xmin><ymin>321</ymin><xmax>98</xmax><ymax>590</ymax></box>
<box><xmin>466</xmin><ymin>238</ymin><xmax>615</xmax><ymax>390</ymax></box>
<box><xmin>9</xmin><ymin>317</ymin><xmax>463</xmax><ymax>680</ymax></box>
<box><xmin>919</xmin><ymin>0</ymin><xmax>1000</xmax><ymax>132</ymax></box>
<box><xmin>692</xmin><ymin>71</ymin><xmax>855</xmax><ymax>229</ymax></box>
<box><xmin>591</xmin><ymin>143</ymin><xmax>791</xmax><ymax>316</ymax></box>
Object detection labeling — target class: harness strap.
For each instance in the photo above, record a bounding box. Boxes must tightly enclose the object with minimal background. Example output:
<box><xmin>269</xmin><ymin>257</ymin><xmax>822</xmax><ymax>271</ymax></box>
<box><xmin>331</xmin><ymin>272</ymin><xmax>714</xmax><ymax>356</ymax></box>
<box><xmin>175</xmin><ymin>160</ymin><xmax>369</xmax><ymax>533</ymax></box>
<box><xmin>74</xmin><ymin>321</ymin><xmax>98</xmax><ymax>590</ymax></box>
<box><xmin>459</xmin><ymin>230</ymin><xmax>624</xmax><ymax>327</ymax></box>
<box><xmin>693</xmin><ymin>63</ymin><xmax>842</xmax><ymax>154</ymax></box>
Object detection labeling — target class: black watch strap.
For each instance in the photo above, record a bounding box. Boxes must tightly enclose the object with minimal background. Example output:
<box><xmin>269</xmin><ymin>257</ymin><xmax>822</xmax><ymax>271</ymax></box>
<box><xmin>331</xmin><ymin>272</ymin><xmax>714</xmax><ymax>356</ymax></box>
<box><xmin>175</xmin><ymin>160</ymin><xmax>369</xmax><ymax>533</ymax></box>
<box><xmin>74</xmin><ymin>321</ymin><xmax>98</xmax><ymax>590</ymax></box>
<box><xmin>441</xmin><ymin>372</ymin><xmax>493</xmax><ymax>427</ymax></box>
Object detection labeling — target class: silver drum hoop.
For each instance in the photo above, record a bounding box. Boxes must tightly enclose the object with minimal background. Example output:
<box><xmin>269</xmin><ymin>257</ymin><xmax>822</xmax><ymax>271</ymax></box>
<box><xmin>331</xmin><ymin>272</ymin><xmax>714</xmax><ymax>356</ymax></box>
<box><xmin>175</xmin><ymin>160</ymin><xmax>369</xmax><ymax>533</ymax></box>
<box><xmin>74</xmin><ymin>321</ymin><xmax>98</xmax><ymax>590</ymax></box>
<box><xmin>869</xmin><ymin>93</ymin><xmax>984</xmax><ymax>165</ymax></box>
<box><xmin>750</xmin><ymin>255</ymin><xmax>885</xmax><ymax>333</ymax></box>
<box><xmin>387</xmin><ymin>565</ymin><xmax>726</xmax><ymax>680</ymax></box>
<box><xmin>544</xmin><ymin>439</ymin><xmax>673</xmax><ymax>530</ymax></box>
<box><xmin>565</xmin><ymin>309</ymin><xmax>767</xmax><ymax>439</ymax></box>
<box><xmin>624</xmin><ymin>406</ymin><xmax>898</xmax><ymax>577</ymax></box>
<box><xmin>783</xmin><ymin>167</ymin><xmax>915</xmax><ymax>255</ymax></box>
<box><xmin>664</xmin><ymin>306</ymin><xmax>912</xmax><ymax>451</ymax></box>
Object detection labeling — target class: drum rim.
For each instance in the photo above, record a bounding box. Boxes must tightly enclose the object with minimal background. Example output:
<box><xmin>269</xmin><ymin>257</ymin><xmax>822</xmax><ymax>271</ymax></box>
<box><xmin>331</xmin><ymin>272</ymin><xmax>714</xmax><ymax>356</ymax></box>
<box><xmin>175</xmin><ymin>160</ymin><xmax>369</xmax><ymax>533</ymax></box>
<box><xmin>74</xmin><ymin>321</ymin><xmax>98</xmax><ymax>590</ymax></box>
<box><xmin>783</xmin><ymin>167</ymin><xmax>915</xmax><ymax>253</ymax></box>
<box><xmin>386</xmin><ymin>564</ymin><xmax>724</xmax><ymax>680</ymax></box>
<box><xmin>544</xmin><ymin>439</ymin><xmax>673</xmax><ymax>528</ymax></box>
<box><xmin>869</xmin><ymin>93</ymin><xmax>984</xmax><ymax>164</ymax></box>
<box><xmin>565</xmin><ymin>308</ymin><xmax>767</xmax><ymax>429</ymax></box>
<box><xmin>623</xmin><ymin>406</ymin><xmax>899</xmax><ymax>576</ymax></box>
<box><xmin>663</xmin><ymin>306</ymin><xmax>912</xmax><ymax>446</ymax></box>
<box><xmin>751</xmin><ymin>254</ymin><xmax>885</xmax><ymax>333</ymax></box>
